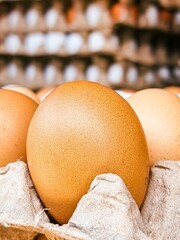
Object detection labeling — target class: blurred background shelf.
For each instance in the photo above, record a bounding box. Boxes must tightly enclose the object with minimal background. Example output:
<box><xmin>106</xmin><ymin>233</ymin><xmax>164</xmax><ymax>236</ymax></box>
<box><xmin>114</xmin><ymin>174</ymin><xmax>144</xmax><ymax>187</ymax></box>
<box><xmin>0</xmin><ymin>0</ymin><xmax>179</xmax><ymax>90</ymax></box>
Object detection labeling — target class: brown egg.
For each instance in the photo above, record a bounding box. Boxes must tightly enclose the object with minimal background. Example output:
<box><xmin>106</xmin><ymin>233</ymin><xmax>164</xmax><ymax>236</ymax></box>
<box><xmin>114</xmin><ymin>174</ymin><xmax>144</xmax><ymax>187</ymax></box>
<box><xmin>66</xmin><ymin>7</ymin><xmax>76</xmax><ymax>24</ymax></box>
<box><xmin>127</xmin><ymin>88</ymin><xmax>180</xmax><ymax>167</ymax></box>
<box><xmin>36</xmin><ymin>234</ymin><xmax>48</xmax><ymax>240</ymax></box>
<box><xmin>110</xmin><ymin>3</ymin><xmax>128</xmax><ymax>21</ymax></box>
<box><xmin>0</xmin><ymin>89</ymin><xmax>38</xmax><ymax>167</ymax></box>
<box><xmin>27</xmin><ymin>81</ymin><xmax>149</xmax><ymax>224</ymax></box>
<box><xmin>164</xmin><ymin>86</ymin><xmax>180</xmax><ymax>97</ymax></box>
<box><xmin>2</xmin><ymin>84</ymin><xmax>40</xmax><ymax>104</ymax></box>
<box><xmin>36</xmin><ymin>87</ymin><xmax>54</xmax><ymax>102</ymax></box>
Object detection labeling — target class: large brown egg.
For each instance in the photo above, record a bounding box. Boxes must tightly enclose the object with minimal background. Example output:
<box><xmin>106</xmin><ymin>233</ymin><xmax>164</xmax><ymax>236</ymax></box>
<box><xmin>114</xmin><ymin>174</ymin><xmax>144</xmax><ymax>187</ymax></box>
<box><xmin>127</xmin><ymin>88</ymin><xmax>180</xmax><ymax>167</ymax></box>
<box><xmin>2</xmin><ymin>84</ymin><xmax>40</xmax><ymax>104</ymax></box>
<box><xmin>0</xmin><ymin>89</ymin><xmax>38</xmax><ymax>167</ymax></box>
<box><xmin>27</xmin><ymin>81</ymin><xmax>149</xmax><ymax>224</ymax></box>
<box><xmin>164</xmin><ymin>86</ymin><xmax>180</xmax><ymax>97</ymax></box>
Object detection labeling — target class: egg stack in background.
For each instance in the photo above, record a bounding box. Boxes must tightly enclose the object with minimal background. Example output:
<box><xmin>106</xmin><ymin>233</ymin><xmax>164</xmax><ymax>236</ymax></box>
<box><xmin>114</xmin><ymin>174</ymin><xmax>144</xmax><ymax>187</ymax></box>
<box><xmin>0</xmin><ymin>0</ymin><xmax>179</xmax><ymax>93</ymax></box>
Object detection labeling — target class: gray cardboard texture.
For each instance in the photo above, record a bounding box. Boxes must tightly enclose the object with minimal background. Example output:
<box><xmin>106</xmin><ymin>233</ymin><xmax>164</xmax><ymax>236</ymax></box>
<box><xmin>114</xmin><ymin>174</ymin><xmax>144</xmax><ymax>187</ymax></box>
<box><xmin>0</xmin><ymin>160</ymin><xmax>179</xmax><ymax>239</ymax></box>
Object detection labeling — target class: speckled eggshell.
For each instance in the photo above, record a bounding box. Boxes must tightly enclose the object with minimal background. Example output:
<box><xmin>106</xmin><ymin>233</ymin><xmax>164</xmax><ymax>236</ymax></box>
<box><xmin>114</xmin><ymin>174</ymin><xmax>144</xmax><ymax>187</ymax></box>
<box><xmin>0</xmin><ymin>89</ymin><xmax>38</xmax><ymax>167</ymax></box>
<box><xmin>27</xmin><ymin>81</ymin><xmax>149</xmax><ymax>224</ymax></box>
<box><xmin>127</xmin><ymin>88</ymin><xmax>180</xmax><ymax>167</ymax></box>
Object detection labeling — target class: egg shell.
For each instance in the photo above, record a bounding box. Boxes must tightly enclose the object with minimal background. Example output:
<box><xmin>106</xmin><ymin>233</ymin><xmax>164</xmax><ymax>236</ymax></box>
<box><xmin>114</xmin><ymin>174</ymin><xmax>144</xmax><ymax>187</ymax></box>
<box><xmin>27</xmin><ymin>81</ymin><xmax>149</xmax><ymax>224</ymax></box>
<box><xmin>0</xmin><ymin>89</ymin><xmax>38</xmax><ymax>167</ymax></box>
<box><xmin>164</xmin><ymin>86</ymin><xmax>180</xmax><ymax>96</ymax></box>
<box><xmin>2</xmin><ymin>84</ymin><xmax>40</xmax><ymax>104</ymax></box>
<box><xmin>127</xmin><ymin>88</ymin><xmax>180</xmax><ymax>167</ymax></box>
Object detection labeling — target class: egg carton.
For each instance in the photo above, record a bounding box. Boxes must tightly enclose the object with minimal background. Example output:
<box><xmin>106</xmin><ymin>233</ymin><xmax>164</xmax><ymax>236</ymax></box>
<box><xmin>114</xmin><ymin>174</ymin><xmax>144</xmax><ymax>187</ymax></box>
<box><xmin>0</xmin><ymin>0</ymin><xmax>112</xmax><ymax>34</ymax></box>
<box><xmin>0</xmin><ymin>0</ymin><xmax>179</xmax><ymax>36</ymax></box>
<box><xmin>0</xmin><ymin>28</ymin><xmax>179</xmax><ymax>67</ymax></box>
<box><xmin>137</xmin><ymin>2</ymin><xmax>180</xmax><ymax>32</ymax></box>
<box><xmin>0</xmin><ymin>29</ymin><xmax>119</xmax><ymax>57</ymax></box>
<box><xmin>0</xmin><ymin>160</ymin><xmax>179</xmax><ymax>240</ymax></box>
<box><xmin>0</xmin><ymin>55</ymin><xmax>180</xmax><ymax>90</ymax></box>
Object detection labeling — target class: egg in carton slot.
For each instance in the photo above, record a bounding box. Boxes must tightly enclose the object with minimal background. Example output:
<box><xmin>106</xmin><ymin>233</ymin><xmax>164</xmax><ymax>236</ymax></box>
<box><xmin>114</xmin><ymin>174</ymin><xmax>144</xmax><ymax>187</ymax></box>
<box><xmin>110</xmin><ymin>0</ymin><xmax>138</xmax><ymax>27</ymax></box>
<box><xmin>137</xmin><ymin>33</ymin><xmax>156</xmax><ymax>66</ymax></box>
<box><xmin>85</xmin><ymin>56</ymin><xmax>111</xmax><ymax>87</ymax></box>
<box><xmin>40</xmin><ymin>29</ymin><xmax>119</xmax><ymax>57</ymax></box>
<box><xmin>84</xmin><ymin>0</ymin><xmax>112</xmax><ymax>30</ymax></box>
<box><xmin>159</xmin><ymin>0</ymin><xmax>180</xmax><ymax>8</ymax></box>
<box><xmin>0</xmin><ymin>58</ymin><xmax>42</xmax><ymax>89</ymax></box>
<box><xmin>115</xmin><ymin>29</ymin><xmax>138</xmax><ymax>63</ymax></box>
<box><xmin>24</xmin><ymin>1</ymin><xmax>46</xmax><ymax>33</ymax></box>
<box><xmin>0</xmin><ymin>0</ymin><xmax>113</xmax><ymax>35</ymax></box>
<box><xmin>0</xmin><ymin>2</ymin><xmax>26</xmax><ymax>34</ymax></box>
<box><xmin>44</xmin><ymin>0</ymin><xmax>67</xmax><ymax>32</ymax></box>
<box><xmin>172</xmin><ymin>10</ymin><xmax>180</xmax><ymax>32</ymax></box>
<box><xmin>0</xmin><ymin>160</ymin><xmax>180</xmax><ymax>240</ymax></box>
<box><xmin>138</xmin><ymin>2</ymin><xmax>161</xmax><ymax>30</ymax></box>
<box><xmin>48</xmin><ymin>29</ymin><xmax>119</xmax><ymax>57</ymax></box>
<box><xmin>40</xmin><ymin>0</ymin><xmax>86</xmax><ymax>33</ymax></box>
<box><xmin>0</xmin><ymin>58</ymin><xmax>24</xmax><ymax>87</ymax></box>
<box><xmin>0</xmin><ymin>33</ymin><xmax>23</xmax><ymax>55</ymax></box>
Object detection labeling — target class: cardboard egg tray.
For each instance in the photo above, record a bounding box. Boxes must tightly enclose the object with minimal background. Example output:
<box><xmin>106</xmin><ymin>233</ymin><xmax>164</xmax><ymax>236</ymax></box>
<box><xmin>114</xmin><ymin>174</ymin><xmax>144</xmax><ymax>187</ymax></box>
<box><xmin>0</xmin><ymin>28</ymin><xmax>179</xmax><ymax>66</ymax></box>
<box><xmin>0</xmin><ymin>29</ymin><xmax>116</xmax><ymax>57</ymax></box>
<box><xmin>0</xmin><ymin>56</ymin><xmax>180</xmax><ymax>90</ymax></box>
<box><xmin>0</xmin><ymin>160</ymin><xmax>179</xmax><ymax>240</ymax></box>
<box><xmin>0</xmin><ymin>0</ymin><xmax>179</xmax><ymax>35</ymax></box>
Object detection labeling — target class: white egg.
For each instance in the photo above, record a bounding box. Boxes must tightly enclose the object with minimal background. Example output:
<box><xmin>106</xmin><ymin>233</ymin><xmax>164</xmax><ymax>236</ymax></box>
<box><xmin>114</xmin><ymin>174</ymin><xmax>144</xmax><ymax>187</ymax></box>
<box><xmin>44</xmin><ymin>32</ymin><xmax>65</xmax><ymax>53</ymax></box>
<box><xmin>45</xmin><ymin>8</ymin><xmax>59</xmax><ymax>28</ymax></box>
<box><xmin>64</xmin><ymin>64</ymin><xmax>78</xmax><ymax>82</ymax></box>
<box><xmin>25</xmin><ymin>64</ymin><xmax>37</xmax><ymax>82</ymax></box>
<box><xmin>146</xmin><ymin>5</ymin><xmax>159</xmax><ymax>27</ymax></box>
<box><xmin>86</xmin><ymin>65</ymin><xmax>101</xmax><ymax>82</ymax></box>
<box><xmin>126</xmin><ymin>66</ymin><xmax>138</xmax><ymax>85</ymax></box>
<box><xmin>65</xmin><ymin>33</ymin><xmax>83</xmax><ymax>54</ymax></box>
<box><xmin>88</xmin><ymin>31</ymin><xmax>105</xmax><ymax>52</ymax></box>
<box><xmin>25</xmin><ymin>8</ymin><xmax>39</xmax><ymax>28</ymax></box>
<box><xmin>85</xmin><ymin>4</ymin><xmax>102</xmax><ymax>28</ymax></box>
<box><xmin>44</xmin><ymin>64</ymin><xmax>57</xmax><ymax>84</ymax></box>
<box><xmin>107</xmin><ymin>63</ymin><xmax>124</xmax><ymax>85</ymax></box>
<box><xmin>24</xmin><ymin>33</ymin><xmax>44</xmax><ymax>54</ymax></box>
<box><xmin>5</xmin><ymin>34</ymin><xmax>21</xmax><ymax>53</ymax></box>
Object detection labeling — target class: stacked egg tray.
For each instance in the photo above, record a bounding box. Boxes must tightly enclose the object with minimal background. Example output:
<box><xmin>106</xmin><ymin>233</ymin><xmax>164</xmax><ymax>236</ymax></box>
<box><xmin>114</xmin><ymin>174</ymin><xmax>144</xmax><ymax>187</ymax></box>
<box><xmin>0</xmin><ymin>0</ymin><xmax>180</xmax><ymax>33</ymax></box>
<box><xmin>0</xmin><ymin>56</ymin><xmax>180</xmax><ymax>90</ymax></box>
<box><xmin>0</xmin><ymin>0</ymin><xmax>180</xmax><ymax>90</ymax></box>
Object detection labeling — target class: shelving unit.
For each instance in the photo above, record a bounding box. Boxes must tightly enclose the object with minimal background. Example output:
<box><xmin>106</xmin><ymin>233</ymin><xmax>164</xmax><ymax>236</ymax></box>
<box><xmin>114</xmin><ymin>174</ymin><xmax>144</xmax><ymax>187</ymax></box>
<box><xmin>0</xmin><ymin>0</ymin><xmax>179</xmax><ymax>90</ymax></box>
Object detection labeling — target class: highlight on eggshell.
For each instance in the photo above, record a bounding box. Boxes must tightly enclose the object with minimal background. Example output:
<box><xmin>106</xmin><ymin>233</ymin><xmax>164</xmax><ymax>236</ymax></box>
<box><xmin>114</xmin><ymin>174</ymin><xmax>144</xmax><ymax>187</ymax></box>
<box><xmin>0</xmin><ymin>89</ymin><xmax>38</xmax><ymax>168</ymax></box>
<box><xmin>2</xmin><ymin>84</ymin><xmax>40</xmax><ymax>104</ymax></box>
<box><xmin>127</xmin><ymin>88</ymin><xmax>180</xmax><ymax>167</ymax></box>
<box><xmin>27</xmin><ymin>80</ymin><xmax>149</xmax><ymax>225</ymax></box>
<box><xmin>116</xmin><ymin>88</ymin><xmax>136</xmax><ymax>99</ymax></box>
